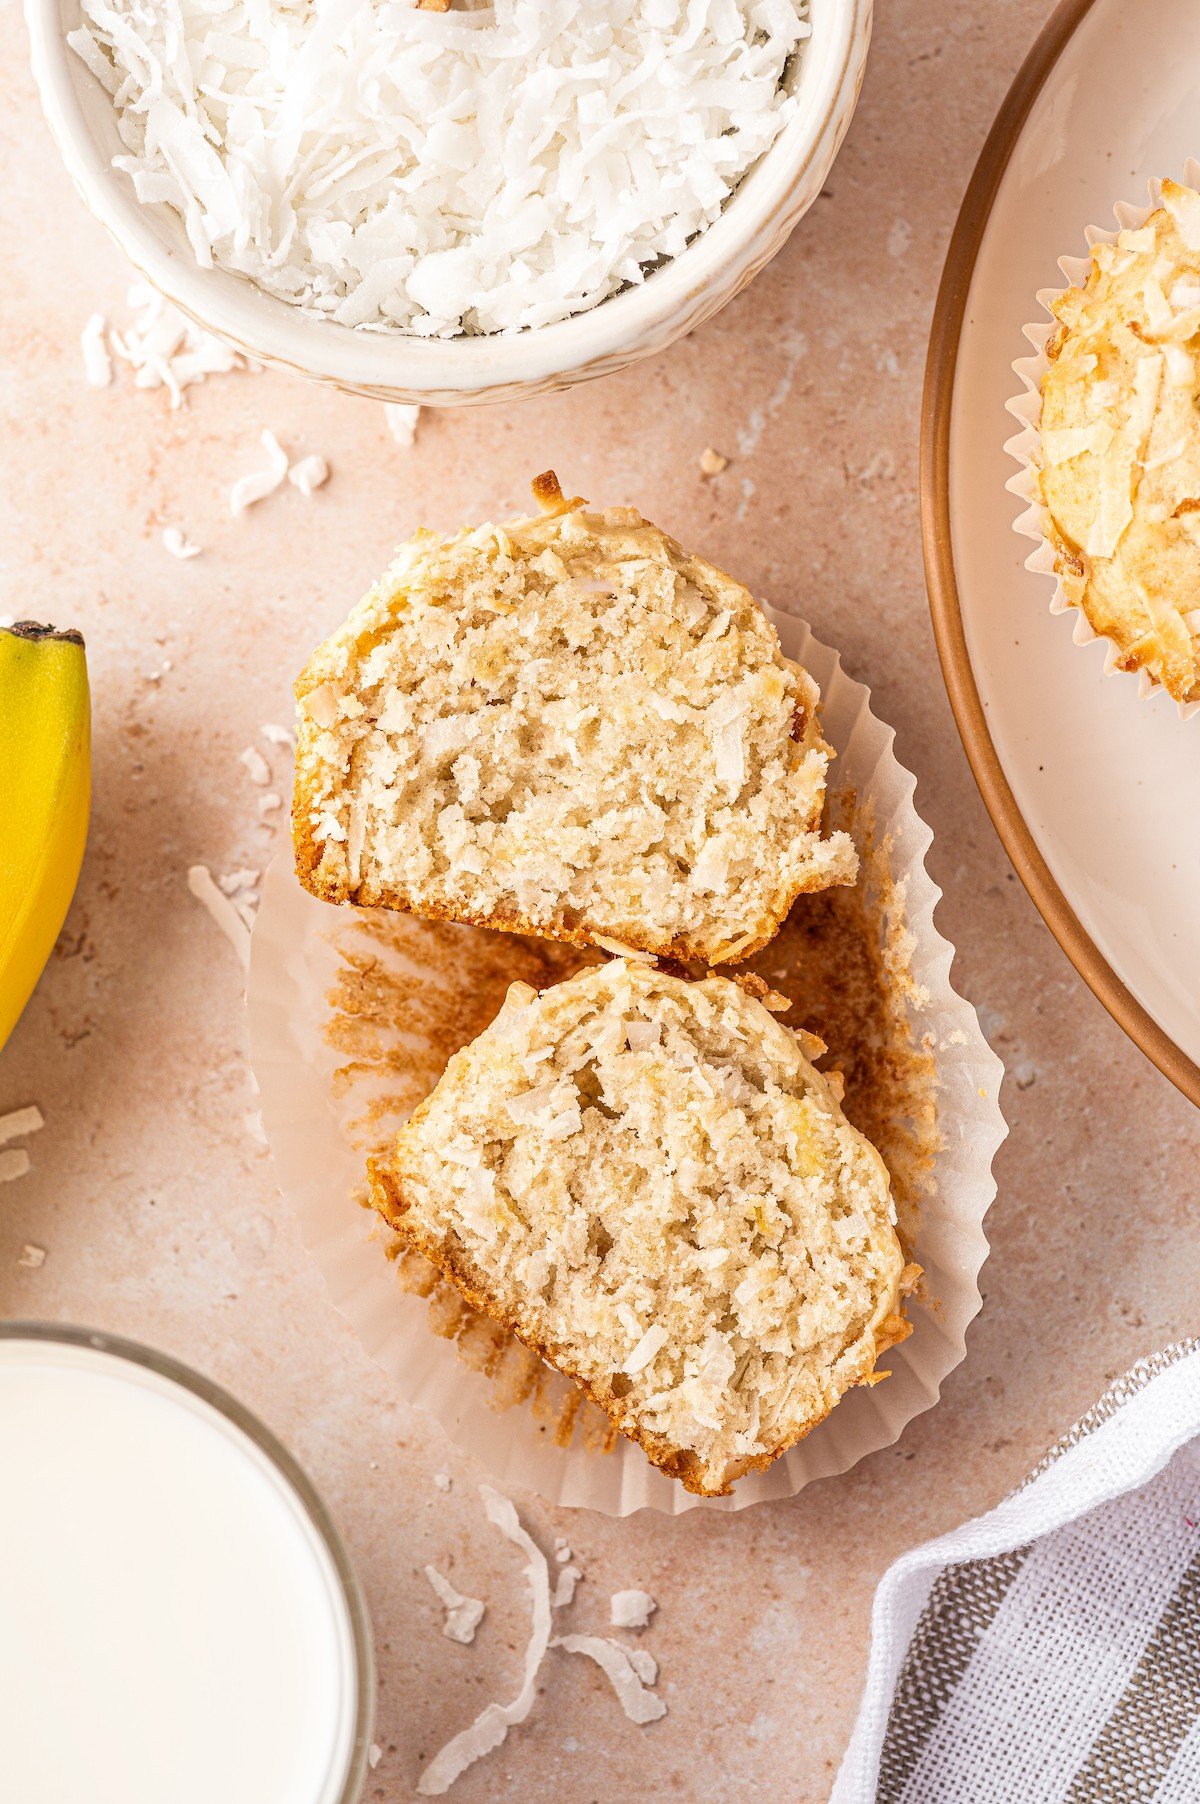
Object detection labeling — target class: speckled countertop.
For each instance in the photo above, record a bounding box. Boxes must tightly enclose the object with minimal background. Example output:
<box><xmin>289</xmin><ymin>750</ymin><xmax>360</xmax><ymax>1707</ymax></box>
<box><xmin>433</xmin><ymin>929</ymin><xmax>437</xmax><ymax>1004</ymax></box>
<box><xmin>4</xmin><ymin>2</ymin><xmax>1197</xmax><ymax>1798</ymax></box>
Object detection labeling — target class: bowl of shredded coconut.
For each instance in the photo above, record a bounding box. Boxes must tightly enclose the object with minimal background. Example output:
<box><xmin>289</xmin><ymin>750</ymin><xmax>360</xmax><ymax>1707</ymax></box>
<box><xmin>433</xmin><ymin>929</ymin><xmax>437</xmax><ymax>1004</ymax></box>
<box><xmin>28</xmin><ymin>0</ymin><xmax>871</xmax><ymax>404</ymax></box>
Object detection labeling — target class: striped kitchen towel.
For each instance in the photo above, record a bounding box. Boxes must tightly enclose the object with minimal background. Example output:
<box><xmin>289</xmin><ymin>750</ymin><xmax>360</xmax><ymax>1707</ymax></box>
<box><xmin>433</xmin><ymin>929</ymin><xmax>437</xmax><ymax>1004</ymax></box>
<box><xmin>834</xmin><ymin>1343</ymin><xmax>1200</xmax><ymax>1803</ymax></box>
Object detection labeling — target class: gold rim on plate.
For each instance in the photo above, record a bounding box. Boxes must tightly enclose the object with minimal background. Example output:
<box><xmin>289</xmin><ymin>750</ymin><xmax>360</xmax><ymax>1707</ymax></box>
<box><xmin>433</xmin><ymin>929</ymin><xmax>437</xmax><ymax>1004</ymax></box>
<box><xmin>920</xmin><ymin>0</ymin><xmax>1200</xmax><ymax>1110</ymax></box>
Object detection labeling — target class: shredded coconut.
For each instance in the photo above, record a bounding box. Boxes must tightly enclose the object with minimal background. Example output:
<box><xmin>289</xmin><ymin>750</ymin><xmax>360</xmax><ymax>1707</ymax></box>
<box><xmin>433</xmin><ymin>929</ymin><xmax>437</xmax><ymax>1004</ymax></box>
<box><xmin>610</xmin><ymin>1588</ymin><xmax>658</xmax><ymax>1630</ymax></box>
<box><xmin>261</xmin><ymin>723</ymin><xmax>295</xmax><ymax>750</ymax></box>
<box><xmin>368</xmin><ymin>1744</ymin><xmax>382</xmax><ymax>1770</ymax></box>
<box><xmin>231</xmin><ymin>430</ymin><xmax>289</xmax><ymax>515</ymax></box>
<box><xmin>288</xmin><ymin>453</ymin><xmax>330</xmax><ymax>497</ymax></box>
<box><xmin>105</xmin><ymin>283</ymin><xmax>246</xmax><ymax>406</ymax></box>
<box><xmin>258</xmin><ymin>791</ymin><xmax>283</xmax><ymax>818</ymax></box>
<box><xmin>17</xmin><ymin>1243</ymin><xmax>46</xmax><ymax>1269</ymax></box>
<box><xmin>550</xmin><ymin>1635</ymin><xmax>667</xmax><ymax>1725</ymax></box>
<box><xmin>385</xmin><ymin>403</ymin><xmax>421</xmax><ymax>446</ymax></box>
<box><xmin>417</xmin><ymin>1486</ymin><xmax>552</xmax><ymax>1796</ymax></box>
<box><xmin>553</xmin><ymin>1537</ymin><xmax>572</xmax><ymax>1565</ymax></box>
<box><xmin>162</xmin><ymin>526</ymin><xmax>202</xmax><ymax>559</ymax></box>
<box><xmin>432</xmin><ymin>1470</ymin><xmax>453</xmax><ymax>1493</ymax></box>
<box><xmin>71</xmin><ymin>0</ymin><xmax>809</xmax><ymax>337</ymax></box>
<box><xmin>551</xmin><ymin>1564</ymin><xmax>582</xmax><ymax>1609</ymax></box>
<box><xmin>81</xmin><ymin>313</ymin><xmax>112</xmax><ymax>387</ymax></box>
<box><xmin>0</xmin><ymin>1150</ymin><xmax>31</xmax><ymax>1184</ymax></box>
<box><xmin>187</xmin><ymin>864</ymin><xmax>252</xmax><ymax>971</ymax></box>
<box><xmin>240</xmin><ymin>746</ymin><xmax>272</xmax><ymax>786</ymax></box>
<box><xmin>0</xmin><ymin>1106</ymin><xmax>45</xmax><ymax>1146</ymax></box>
<box><xmin>424</xmin><ymin>1566</ymin><xmax>486</xmax><ymax>1644</ymax></box>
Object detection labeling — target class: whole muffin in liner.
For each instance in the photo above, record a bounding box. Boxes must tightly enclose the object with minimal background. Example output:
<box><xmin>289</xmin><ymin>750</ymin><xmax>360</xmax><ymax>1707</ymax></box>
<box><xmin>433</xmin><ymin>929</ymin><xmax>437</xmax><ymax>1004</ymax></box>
<box><xmin>1005</xmin><ymin>158</ymin><xmax>1200</xmax><ymax>721</ymax></box>
<box><xmin>248</xmin><ymin>607</ymin><xmax>1005</xmax><ymax>1514</ymax></box>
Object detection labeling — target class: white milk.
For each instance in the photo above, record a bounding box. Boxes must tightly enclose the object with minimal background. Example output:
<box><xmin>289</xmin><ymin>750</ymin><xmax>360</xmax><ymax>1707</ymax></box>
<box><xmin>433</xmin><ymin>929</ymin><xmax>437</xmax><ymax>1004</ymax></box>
<box><xmin>0</xmin><ymin>1335</ymin><xmax>364</xmax><ymax>1804</ymax></box>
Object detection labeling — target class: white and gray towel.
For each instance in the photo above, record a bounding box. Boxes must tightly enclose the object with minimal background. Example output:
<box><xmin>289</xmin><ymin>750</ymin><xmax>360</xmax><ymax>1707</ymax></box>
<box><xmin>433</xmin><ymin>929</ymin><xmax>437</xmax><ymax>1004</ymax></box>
<box><xmin>835</xmin><ymin>1343</ymin><xmax>1200</xmax><ymax>1803</ymax></box>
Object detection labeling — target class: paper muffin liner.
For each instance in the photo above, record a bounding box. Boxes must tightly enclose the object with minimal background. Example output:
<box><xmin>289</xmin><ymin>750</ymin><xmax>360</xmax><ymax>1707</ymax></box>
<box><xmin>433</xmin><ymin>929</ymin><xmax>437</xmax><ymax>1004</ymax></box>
<box><xmin>1004</xmin><ymin>157</ymin><xmax>1200</xmax><ymax>722</ymax></box>
<box><xmin>247</xmin><ymin>607</ymin><xmax>1005</xmax><ymax>1515</ymax></box>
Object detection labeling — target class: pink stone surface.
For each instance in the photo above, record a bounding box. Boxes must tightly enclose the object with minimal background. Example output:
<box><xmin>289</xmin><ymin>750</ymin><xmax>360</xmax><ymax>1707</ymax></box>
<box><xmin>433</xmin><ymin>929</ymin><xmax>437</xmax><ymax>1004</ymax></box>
<box><xmin>3</xmin><ymin>3</ymin><xmax>1197</xmax><ymax>1799</ymax></box>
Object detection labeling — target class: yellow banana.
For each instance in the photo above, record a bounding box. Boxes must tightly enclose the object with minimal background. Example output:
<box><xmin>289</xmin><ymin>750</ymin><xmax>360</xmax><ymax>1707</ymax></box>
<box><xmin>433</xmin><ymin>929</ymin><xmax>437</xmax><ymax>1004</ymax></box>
<box><xmin>0</xmin><ymin>623</ymin><xmax>91</xmax><ymax>1052</ymax></box>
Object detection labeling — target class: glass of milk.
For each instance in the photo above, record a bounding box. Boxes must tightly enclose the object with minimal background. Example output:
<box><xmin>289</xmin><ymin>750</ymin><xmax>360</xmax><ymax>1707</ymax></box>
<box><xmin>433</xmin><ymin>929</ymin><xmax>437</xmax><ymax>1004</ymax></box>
<box><xmin>0</xmin><ymin>1323</ymin><xmax>374</xmax><ymax>1804</ymax></box>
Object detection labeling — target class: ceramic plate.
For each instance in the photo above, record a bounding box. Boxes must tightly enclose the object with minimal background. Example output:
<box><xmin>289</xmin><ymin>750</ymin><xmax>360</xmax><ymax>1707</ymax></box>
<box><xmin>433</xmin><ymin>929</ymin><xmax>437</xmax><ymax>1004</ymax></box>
<box><xmin>924</xmin><ymin>0</ymin><xmax>1200</xmax><ymax>1104</ymax></box>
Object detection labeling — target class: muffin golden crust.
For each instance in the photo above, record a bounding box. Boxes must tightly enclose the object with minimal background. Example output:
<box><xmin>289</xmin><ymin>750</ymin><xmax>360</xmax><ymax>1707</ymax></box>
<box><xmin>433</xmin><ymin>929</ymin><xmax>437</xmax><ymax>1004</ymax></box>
<box><xmin>1038</xmin><ymin>179</ymin><xmax>1200</xmax><ymax>703</ymax></box>
<box><xmin>368</xmin><ymin>959</ymin><xmax>909</xmax><ymax>1497</ymax></box>
<box><xmin>293</xmin><ymin>476</ymin><xmax>855</xmax><ymax>966</ymax></box>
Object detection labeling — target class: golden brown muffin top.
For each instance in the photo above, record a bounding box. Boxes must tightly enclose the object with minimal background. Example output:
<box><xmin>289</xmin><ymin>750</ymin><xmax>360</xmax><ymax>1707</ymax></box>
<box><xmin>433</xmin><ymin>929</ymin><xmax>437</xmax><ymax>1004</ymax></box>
<box><xmin>1038</xmin><ymin>179</ymin><xmax>1200</xmax><ymax>703</ymax></box>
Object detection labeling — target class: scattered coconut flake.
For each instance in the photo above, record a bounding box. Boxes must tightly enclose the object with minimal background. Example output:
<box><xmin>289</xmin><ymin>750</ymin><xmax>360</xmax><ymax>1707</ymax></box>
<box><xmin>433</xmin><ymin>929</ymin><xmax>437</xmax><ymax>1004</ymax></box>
<box><xmin>368</xmin><ymin>1744</ymin><xmax>382</xmax><ymax>1770</ymax></box>
<box><xmin>433</xmin><ymin>1470</ymin><xmax>453</xmax><ymax>1493</ymax></box>
<box><xmin>0</xmin><ymin>1106</ymin><xmax>45</xmax><ymax>1146</ymax></box>
<box><xmin>162</xmin><ymin>526</ymin><xmax>202</xmax><ymax>560</ymax></box>
<box><xmin>258</xmin><ymin>792</ymin><xmax>283</xmax><ymax>818</ymax></box>
<box><xmin>217</xmin><ymin>868</ymin><xmax>259</xmax><ymax>895</ymax></box>
<box><xmin>0</xmin><ymin>1149</ymin><xmax>31</xmax><ymax>1183</ymax></box>
<box><xmin>425</xmin><ymin>1566</ymin><xmax>486</xmax><ymax>1645</ymax></box>
<box><xmin>417</xmin><ymin>1486</ymin><xmax>552</xmax><ymax>1796</ymax></box>
<box><xmin>81</xmin><ymin>313</ymin><xmax>112</xmax><ymax>387</ymax></box>
<box><xmin>187</xmin><ymin>864</ymin><xmax>251</xmax><ymax>972</ymax></box>
<box><xmin>106</xmin><ymin>283</ymin><xmax>246</xmax><ymax>407</ymax></box>
<box><xmin>553</xmin><ymin>1537</ymin><xmax>571</xmax><ymax>1565</ymax></box>
<box><xmin>610</xmin><ymin>1589</ymin><xmax>658</xmax><ymax>1631</ymax></box>
<box><xmin>385</xmin><ymin>404</ymin><xmax>421</xmax><ymax>446</ymax></box>
<box><xmin>17</xmin><ymin>1243</ymin><xmax>46</xmax><ymax>1269</ymax></box>
<box><xmin>623</xmin><ymin>1322</ymin><xmax>669</xmax><ymax>1375</ymax></box>
<box><xmin>626</xmin><ymin>1646</ymin><xmax>658</xmax><ymax>1685</ymax></box>
<box><xmin>233</xmin><ymin>897</ymin><xmax>258</xmax><ymax>931</ymax></box>
<box><xmin>72</xmin><ymin>0</ymin><xmax>809</xmax><ymax>338</ymax></box>
<box><xmin>261</xmin><ymin>723</ymin><xmax>294</xmax><ymax>750</ymax></box>
<box><xmin>1164</xmin><ymin>179</ymin><xmax>1200</xmax><ymax>252</ymax></box>
<box><xmin>230</xmin><ymin>430</ymin><xmax>289</xmax><ymax>516</ymax></box>
<box><xmin>240</xmin><ymin>746</ymin><xmax>272</xmax><ymax>786</ymax></box>
<box><xmin>699</xmin><ymin>447</ymin><xmax>728</xmax><ymax>476</ymax></box>
<box><xmin>288</xmin><ymin>453</ymin><xmax>330</xmax><ymax>497</ymax></box>
<box><xmin>551</xmin><ymin>1564</ymin><xmax>582</xmax><ymax>1609</ymax></box>
<box><xmin>593</xmin><ymin>937</ymin><xmax>656</xmax><ymax>964</ymax></box>
<box><xmin>550</xmin><ymin>1636</ymin><xmax>667</xmax><ymax>1725</ymax></box>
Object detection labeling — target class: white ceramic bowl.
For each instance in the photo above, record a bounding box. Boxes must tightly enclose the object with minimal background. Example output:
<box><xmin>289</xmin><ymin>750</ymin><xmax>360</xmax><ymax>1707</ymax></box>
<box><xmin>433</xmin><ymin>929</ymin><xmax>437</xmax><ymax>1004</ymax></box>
<box><xmin>26</xmin><ymin>0</ymin><xmax>872</xmax><ymax>406</ymax></box>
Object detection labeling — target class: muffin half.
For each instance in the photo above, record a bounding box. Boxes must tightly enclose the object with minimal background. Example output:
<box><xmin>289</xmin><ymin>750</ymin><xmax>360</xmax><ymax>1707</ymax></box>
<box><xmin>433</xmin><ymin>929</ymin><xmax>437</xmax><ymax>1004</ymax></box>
<box><xmin>293</xmin><ymin>474</ymin><xmax>855</xmax><ymax>965</ymax></box>
<box><xmin>368</xmin><ymin>959</ymin><xmax>910</xmax><ymax>1496</ymax></box>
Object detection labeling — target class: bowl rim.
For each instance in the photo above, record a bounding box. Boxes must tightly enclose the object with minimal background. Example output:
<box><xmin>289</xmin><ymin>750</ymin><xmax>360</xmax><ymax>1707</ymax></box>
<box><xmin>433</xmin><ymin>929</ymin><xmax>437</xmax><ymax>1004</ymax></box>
<box><xmin>25</xmin><ymin>0</ymin><xmax>868</xmax><ymax>398</ymax></box>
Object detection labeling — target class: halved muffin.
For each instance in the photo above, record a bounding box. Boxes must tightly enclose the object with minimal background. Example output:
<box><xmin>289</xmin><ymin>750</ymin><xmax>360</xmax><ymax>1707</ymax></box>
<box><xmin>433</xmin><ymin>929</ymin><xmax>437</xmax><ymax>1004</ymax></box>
<box><xmin>1038</xmin><ymin>179</ymin><xmax>1200</xmax><ymax>703</ymax></box>
<box><xmin>368</xmin><ymin>959</ymin><xmax>910</xmax><ymax>1496</ymax></box>
<box><xmin>293</xmin><ymin>474</ymin><xmax>855</xmax><ymax>965</ymax></box>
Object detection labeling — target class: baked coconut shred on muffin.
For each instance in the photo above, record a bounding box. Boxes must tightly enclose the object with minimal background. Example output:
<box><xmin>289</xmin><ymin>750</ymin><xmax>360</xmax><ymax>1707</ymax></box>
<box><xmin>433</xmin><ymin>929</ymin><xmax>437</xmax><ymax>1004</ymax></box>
<box><xmin>293</xmin><ymin>474</ymin><xmax>856</xmax><ymax>966</ymax></box>
<box><xmin>369</xmin><ymin>960</ymin><xmax>912</xmax><ymax>1497</ymax></box>
<box><xmin>1038</xmin><ymin>179</ymin><xmax>1200</xmax><ymax>703</ymax></box>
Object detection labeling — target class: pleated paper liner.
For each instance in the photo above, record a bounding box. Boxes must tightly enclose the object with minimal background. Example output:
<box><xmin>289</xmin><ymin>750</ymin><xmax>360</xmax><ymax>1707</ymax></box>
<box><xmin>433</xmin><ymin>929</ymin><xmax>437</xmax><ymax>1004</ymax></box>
<box><xmin>1004</xmin><ymin>157</ymin><xmax>1200</xmax><ymax>722</ymax></box>
<box><xmin>248</xmin><ymin>607</ymin><xmax>1005</xmax><ymax>1514</ymax></box>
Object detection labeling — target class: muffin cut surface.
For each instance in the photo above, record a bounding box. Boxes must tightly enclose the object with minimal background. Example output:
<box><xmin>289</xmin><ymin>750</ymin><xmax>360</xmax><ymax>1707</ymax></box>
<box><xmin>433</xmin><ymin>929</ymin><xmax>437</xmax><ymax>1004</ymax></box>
<box><xmin>1038</xmin><ymin>179</ymin><xmax>1200</xmax><ymax>703</ymax></box>
<box><xmin>369</xmin><ymin>960</ymin><xmax>908</xmax><ymax>1496</ymax></box>
<box><xmin>293</xmin><ymin>475</ymin><xmax>855</xmax><ymax>964</ymax></box>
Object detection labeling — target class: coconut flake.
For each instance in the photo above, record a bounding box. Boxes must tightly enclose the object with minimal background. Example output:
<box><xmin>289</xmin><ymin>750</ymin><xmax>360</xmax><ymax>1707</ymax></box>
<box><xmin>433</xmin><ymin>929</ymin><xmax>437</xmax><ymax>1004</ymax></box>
<box><xmin>1164</xmin><ymin>180</ymin><xmax>1200</xmax><ymax>252</ymax></box>
<box><xmin>187</xmin><ymin>864</ymin><xmax>251</xmax><ymax>971</ymax></box>
<box><xmin>610</xmin><ymin>1588</ymin><xmax>658</xmax><ymax>1630</ymax></box>
<box><xmin>1042</xmin><ymin>423</ymin><xmax>1114</xmax><ymax>464</ymax></box>
<box><xmin>551</xmin><ymin>1564</ymin><xmax>582</xmax><ymax>1609</ymax></box>
<box><xmin>385</xmin><ymin>404</ymin><xmax>421</xmax><ymax>446</ymax></box>
<box><xmin>623</xmin><ymin>1322</ymin><xmax>669</xmax><ymax>1375</ymax></box>
<box><xmin>239</xmin><ymin>746</ymin><xmax>271</xmax><ymax>786</ymax></box>
<box><xmin>287</xmin><ymin>453</ymin><xmax>330</xmax><ymax>497</ymax></box>
<box><xmin>550</xmin><ymin>1636</ymin><xmax>667</xmax><ymax>1725</ymax></box>
<box><xmin>106</xmin><ymin>285</ymin><xmax>245</xmax><ymax>406</ymax></box>
<box><xmin>81</xmin><ymin>313</ymin><xmax>113</xmax><ymax>387</ymax></box>
<box><xmin>0</xmin><ymin>1150</ymin><xmax>31</xmax><ymax>1183</ymax></box>
<box><xmin>230</xmin><ymin>430</ymin><xmax>289</xmax><ymax>515</ymax></box>
<box><xmin>261</xmin><ymin>723</ymin><xmax>295</xmax><ymax>750</ymax></box>
<box><xmin>424</xmin><ymin>1566</ymin><xmax>486</xmax><ymax>1645</ymax></box>
<box><xmin>0</xmin><ymin>1106</ymin><xmax>45</xmax><ymax>1146</ymax></box>
<box><xmin>258</xmin><ymin>792</ymin><xmax>283</xmax><ymax>818</ymax></box>
<box><xmin>417</xmin><ymin>1486</ymin><xmax>552</xmax><ymax>1796</ymax></box>
<box><xmin>162</xmin><ymin>526</ymin><xmax>202</xmax><ymax>559</ymax></box>
<box><xmin>433</xmin><ymin>1470</ymin><xmax>453</xmax><ymax>1493</ymax></box>
<box><xmin>17</xmin><ymin>1243</ymin><xmax>46</xmax><ymax>1268</ymax></box>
